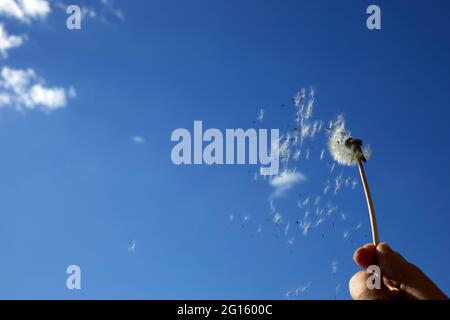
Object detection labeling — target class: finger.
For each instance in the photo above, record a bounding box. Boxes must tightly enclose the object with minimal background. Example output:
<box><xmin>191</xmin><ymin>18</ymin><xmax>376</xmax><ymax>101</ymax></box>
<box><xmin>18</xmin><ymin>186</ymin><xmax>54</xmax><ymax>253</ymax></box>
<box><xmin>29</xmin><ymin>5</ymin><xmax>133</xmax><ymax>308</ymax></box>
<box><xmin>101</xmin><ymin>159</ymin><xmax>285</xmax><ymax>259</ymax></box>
<box><xmin>376</xmin><ymin>243</ymin><xmax>447</xmax><ymax>300</ymax></box>
<box><xmin>353</xmin><ymin>243</ymin><xmax>376</xmax><ymax>269</ymax></box>
<box><xmin>349</xmin><ymin>271</ymin><xmax>389</xmax><ymax>300</ymax></box>
<box><xmin>376</xmin><ymin>242</ymin><xmax>420</xmax><ymax>289</ymax></box>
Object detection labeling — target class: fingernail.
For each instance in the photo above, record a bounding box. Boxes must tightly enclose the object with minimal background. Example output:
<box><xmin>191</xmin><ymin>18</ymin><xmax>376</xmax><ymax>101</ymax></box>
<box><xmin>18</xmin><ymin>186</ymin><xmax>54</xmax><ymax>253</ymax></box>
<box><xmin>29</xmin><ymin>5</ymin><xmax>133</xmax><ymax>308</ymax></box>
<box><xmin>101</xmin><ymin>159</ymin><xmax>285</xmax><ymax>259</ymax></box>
<box><xmin>379</xmin><ymin>242</ymin><xmax>392</xmax><ymax>252</ymax></box>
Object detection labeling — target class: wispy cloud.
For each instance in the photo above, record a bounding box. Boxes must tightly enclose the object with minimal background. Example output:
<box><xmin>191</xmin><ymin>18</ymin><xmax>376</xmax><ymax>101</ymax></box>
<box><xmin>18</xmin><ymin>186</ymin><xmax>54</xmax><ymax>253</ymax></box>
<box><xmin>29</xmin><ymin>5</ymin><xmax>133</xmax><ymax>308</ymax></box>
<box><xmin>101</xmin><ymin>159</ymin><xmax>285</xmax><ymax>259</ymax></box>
<box><xmin>0</xmin><ymin>1</ymin><xmax>78</xmax><ymax>113</ymax></box>
<box><xmin>269</xmin><ymin>169</ymin><xmax>306</xmax><ymax>198</ymax></box>
<box><xmin>0</xmin><ymin>67</ymin><xmax>76</xmax><ymax>112</ymax></box>
<box><xmin>54</xmin><ymin>0</ymin><xmax>125</xmax><ymax>24</ymax></box>
<box><xmin>0</xmin><ymin>24</ymin><xmax>24</xmax><ymax>57</ymax></box>
<box><xmin>132</xmin><ymin>136</ymin><xmax>145</xmax><ymax>144</ymax></box>
<box><xmin>0</xmin><ymin>0</ymin><xmax>51</xmax><ymax>23</ymax></box>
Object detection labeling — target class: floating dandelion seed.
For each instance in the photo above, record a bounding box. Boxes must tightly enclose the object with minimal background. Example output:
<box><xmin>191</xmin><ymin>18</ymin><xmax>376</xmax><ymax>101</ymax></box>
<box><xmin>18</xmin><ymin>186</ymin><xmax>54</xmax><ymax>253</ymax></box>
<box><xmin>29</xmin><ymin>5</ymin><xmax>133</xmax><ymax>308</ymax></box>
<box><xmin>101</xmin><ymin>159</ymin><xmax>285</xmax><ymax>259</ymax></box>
<box><xmin>320</xmin><ymin>149</ymin><xmax>325</xmax><ymax>160</ymax></box>
<box><xmin>257</xmin><ymin>108</ymin><xmax>264</xmax><ymax>122</ymax></box>
<box><xmin>287</xmin><ymin>237</ymin><xmax>295</xmax><ymax>245</ymax></box>
<box><xmin>128</xmin><ymin>240</ymin><xmax>136</xmax><ymax>252</ymax></box>
<box><xmin>354</xmin><ymin>222</ymin><xmax>362</xmax><ymax>230</ymax></box>
<box><xmin>257</xmin><ymin>224</ymin><xmax>262</xmax><ymax>234</ymax></box>
<box><xmin>329</xmin><ymin>162</ymin><xmax>336</xmax><ymax>173</ymax></box>
<box><xmin>270</xmin><ymin>200</ymin><xmax>276</xmax><ymax>213</ymax></box>
<box><xmin>293</xmin><ymin>89</ymin><xmax>306</xmax><ymax>107</ymax></box>
<box><xmin>298</xmin><ymin>220</ymin><xmax>311</xmax><ymax>235</ymax></box>
<box><xmin>335</xmin><ymin>284</ymin><xmax>341</xmax><ymax>299</ymax></box>
<box><xmin>326</xmin><ymin>204</ymin><xmax>338</xmax><ymax>216</ymax></box>
<box><xmin>302</xmin><ymin>197</ymin><xmax>310</xmax><ymax>207</ymax></box>
<box><xmin>315</xmin><ymin>207</ymin><xmax>324</xmax><ymax>217</ymax></box>
<box><xmin>331</xmin><ymin>261</ymin><xmax>339</xmax><ymax>274</ymax></box>
<box><xmin>314</xmin><ymin>196</ymin><xmax>321</xmax><ymax>206</ymax></box>
<box><xmin>343</xmin><ymin>231</ymin><xmax>350</xmax><ymax>240</ymax></box>
<box><xmin>345</xmin><ymin>177</ymin><xmax>352</xmax><ymax>187</ymax></box>
<box><xmin>334</xmin><ymin>175</ymin><xmax>343</xmax><ymax>194</ymax></box>
<box><xmin>285</xmin><ymin>289</ymin><xmax>293</xmax><ymax>300</ymax></box>
<box><xmin>327</xmin><ymin>117</ymin><xmax>379</xmax><ymax>245</ymax></box>
<box><xmin>351</xmin><ymin>178</ymin><xmax>358</xmax><ymax>190</ymax></box>
<box><xmin>323</xmin><ymin>180</ymin><xmax>331</xmax><ymax>195</ymax></box>
<box><xmin>295</xmin><ymin>283</ymin><xmax>311</xmax><ymax>295</ymax></box>
<box><xmin>284</xmin><ymin>222</ymin><xmax>290</xmax><ymax>236</ymax></box>
<box><xmin>273</xmin><ymin>212</ymin><xmax>282</xmax><ymax>224</ymax></box>
<box><xmin>304</xmin><ymin>210</ymin><xmax>310</xmax><ymax>219</ymax></box>
<box><xmin>315</xmin><ymin>217</ymin><xmax>325</xmax><ymax>227</ymax></box>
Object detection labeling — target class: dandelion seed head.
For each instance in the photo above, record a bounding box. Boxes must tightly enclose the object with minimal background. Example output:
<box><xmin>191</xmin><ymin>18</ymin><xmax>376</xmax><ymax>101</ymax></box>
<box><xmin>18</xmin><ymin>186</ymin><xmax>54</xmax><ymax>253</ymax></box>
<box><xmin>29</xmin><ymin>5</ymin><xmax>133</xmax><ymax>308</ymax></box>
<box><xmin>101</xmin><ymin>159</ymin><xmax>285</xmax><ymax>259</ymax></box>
<box><xmin>327</xmin><ymin>117</ymin><xmax>371</xmax><ymax>166</ymax></box>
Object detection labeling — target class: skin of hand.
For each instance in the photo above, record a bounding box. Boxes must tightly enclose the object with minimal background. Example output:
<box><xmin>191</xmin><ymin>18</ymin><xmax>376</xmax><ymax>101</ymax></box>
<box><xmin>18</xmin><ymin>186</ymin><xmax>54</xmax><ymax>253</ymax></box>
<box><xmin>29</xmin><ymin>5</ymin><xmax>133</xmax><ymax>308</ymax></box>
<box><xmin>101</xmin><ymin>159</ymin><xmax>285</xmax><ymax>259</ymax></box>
<box><xmin>349</xmin><ymin>242</ymin><xmax>448</xmax><ymax>300</ymax></box>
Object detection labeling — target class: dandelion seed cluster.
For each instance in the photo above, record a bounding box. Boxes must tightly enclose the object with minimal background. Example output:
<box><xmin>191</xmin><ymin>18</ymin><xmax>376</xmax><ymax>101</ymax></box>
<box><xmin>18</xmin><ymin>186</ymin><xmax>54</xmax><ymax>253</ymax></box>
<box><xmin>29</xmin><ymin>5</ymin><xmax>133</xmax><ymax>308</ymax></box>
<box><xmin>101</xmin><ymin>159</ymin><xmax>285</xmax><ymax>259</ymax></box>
<box><xmin>227</xmin><ymin>87</ymin><xmax>368</xmax><ymax>299</ymax></box>
<box><xmin>327</xmin><ymin>118</ymin><xmax>371</xmax><ymax>166</ymax></box>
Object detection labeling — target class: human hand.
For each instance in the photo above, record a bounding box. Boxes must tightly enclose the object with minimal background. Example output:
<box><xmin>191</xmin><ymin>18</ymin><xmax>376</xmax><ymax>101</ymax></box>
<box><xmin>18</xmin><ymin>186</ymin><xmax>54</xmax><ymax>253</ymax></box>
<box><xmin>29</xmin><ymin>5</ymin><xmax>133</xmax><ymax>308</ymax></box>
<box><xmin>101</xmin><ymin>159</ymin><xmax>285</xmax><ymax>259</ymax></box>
<box><xmin>349</xmin><ymin>242</ymin><xmax>448</xmax><ymax>300</ymax></box>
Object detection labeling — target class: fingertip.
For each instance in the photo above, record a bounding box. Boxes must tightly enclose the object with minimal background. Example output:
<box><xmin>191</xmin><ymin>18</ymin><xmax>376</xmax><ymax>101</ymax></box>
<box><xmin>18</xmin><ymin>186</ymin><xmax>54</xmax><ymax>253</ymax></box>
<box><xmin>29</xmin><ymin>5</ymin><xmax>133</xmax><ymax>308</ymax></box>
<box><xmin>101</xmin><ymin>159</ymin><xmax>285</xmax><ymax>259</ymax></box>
<box><xmin>353</xmin><ymin>244</ymin><xmax>376</xmax><ymax>268</ymax></box>
<box><xmin>377</xmin><ymin>242</ymin><xmax>392</xmax><ymax>253</ymax></box>
<box><xmin>349</xmin><ymin>271</ymin><xmax>389</xmax><ymax>300</ymax></box>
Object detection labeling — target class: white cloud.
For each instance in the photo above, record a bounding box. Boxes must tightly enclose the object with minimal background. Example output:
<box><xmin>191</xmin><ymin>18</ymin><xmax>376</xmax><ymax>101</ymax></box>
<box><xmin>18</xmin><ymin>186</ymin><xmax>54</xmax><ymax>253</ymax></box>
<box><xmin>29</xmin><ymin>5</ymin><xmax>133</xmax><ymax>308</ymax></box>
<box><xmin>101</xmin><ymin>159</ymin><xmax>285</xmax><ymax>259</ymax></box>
<box><xmin>0</xmin><ymin>24</ymin><xmax>24</xmax><ymax>57</ymax></box>
<box><xmin>54</xmin><ymin>0</ymin><xmax>124</xmax><ymax>23</ymax></box>
<box><xmin>269</xmin><ymin>170</ymin><xmax>306</xmax><ymax>198</ymax></box>
<box><xmin>0</xmin><ymin>0</ymin><xmax>51</xmax><ymax>23</ymax></box>
<box><xmin>0</xmin><ymin>93</ymin><xmax>11</xmax><ymax>106</ymax></box>
<box><xmin>28</xmin><ymin>84</ymin><xmax>67</xmax><ymax>109</ymax></box>
<box><xmin>132</xmin><ymin>136</ymin><xmax>145</xmax><ymax>144</ymax></box>
<box><xmin>0</xmin><ymin>66</ymin><xmax>75</xmax><ymax>112</ymax></box>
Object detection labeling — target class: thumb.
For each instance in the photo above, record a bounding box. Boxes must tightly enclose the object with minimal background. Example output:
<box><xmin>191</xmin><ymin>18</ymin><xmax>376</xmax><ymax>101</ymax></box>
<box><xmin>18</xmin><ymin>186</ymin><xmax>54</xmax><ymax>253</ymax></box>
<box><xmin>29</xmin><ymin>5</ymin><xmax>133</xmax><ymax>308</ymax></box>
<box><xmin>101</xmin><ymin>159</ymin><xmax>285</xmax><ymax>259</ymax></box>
<box><xmin>350</xmin><ymin>243</ymin><xmax>389</xmax><ymax>299</ymax></box>
<box><xmin>349</xmin><ymin>270</ymin><xmax>389</xmax><ymax>300</ymax></box>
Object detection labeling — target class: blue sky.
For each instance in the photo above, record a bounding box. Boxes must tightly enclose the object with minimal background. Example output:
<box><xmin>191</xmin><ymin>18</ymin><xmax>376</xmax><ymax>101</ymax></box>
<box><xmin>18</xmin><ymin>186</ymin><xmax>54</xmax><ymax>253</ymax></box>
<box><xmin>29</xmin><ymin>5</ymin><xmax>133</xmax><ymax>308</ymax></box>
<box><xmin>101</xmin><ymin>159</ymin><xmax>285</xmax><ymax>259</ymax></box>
<box><xmin>0</xmin><ymin>0</ymin><xmax>449</xmax><ymax>299</ymax></box>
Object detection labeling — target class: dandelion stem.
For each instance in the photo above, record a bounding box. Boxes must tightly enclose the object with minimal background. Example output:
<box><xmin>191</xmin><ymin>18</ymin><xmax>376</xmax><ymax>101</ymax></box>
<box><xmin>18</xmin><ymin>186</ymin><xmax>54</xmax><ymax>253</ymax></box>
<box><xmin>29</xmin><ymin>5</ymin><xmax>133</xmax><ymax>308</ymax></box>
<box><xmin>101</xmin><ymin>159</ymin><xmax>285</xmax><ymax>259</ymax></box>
<box><xmin>357</xmin><ymin>159</ymin><xmax>379</xmax><ymax>246</ymax></box>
